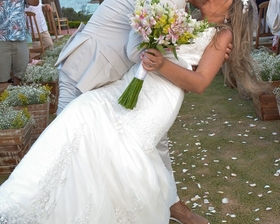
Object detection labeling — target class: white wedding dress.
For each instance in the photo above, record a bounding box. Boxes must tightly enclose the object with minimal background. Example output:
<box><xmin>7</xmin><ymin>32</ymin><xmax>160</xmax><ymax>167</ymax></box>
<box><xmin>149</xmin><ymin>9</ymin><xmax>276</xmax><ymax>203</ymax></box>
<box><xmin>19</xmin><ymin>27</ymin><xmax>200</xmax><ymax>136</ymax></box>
<box><xmin>0</xmin><ymin>28</ymin><xmax>215</xmax><ymax>224</ymax></box>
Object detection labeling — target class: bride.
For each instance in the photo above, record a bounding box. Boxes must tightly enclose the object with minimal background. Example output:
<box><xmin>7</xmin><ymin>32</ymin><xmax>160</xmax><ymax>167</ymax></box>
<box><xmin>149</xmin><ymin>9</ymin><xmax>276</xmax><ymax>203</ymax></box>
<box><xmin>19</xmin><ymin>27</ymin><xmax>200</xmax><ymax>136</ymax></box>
<box><xmin>0</xmin><ymin>0</ymin><xmax>266</xmax><ymax>223</ymax></box>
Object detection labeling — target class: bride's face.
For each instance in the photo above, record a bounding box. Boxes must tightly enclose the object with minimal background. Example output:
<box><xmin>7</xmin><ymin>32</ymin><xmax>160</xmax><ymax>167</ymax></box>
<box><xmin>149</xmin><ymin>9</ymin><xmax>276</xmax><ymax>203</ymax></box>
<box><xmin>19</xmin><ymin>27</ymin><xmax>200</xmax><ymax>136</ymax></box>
<box><xmin>197</xmin><ymin>0</ymin><xmax>233</xmax><ymax>24</ymax></box>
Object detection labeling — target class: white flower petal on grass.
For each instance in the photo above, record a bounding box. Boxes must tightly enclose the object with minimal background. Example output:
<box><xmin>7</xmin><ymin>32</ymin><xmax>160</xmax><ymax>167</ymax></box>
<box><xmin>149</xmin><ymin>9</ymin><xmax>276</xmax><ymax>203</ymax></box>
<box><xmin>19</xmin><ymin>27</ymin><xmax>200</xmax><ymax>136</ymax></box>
<box><xmin>274</xmin><ymin>170</ymin><xmax>280</xmax><ymax>176</ymax></box>
<box><xmin>226</xmin><ymin>213</ymin><xmax>236</xmax><ymax>218</ymax></box>
<box><xmin>204</xmin><ymin>199</ymin><xmax>209</xmax><ymax>204</ymax></box>
<box><xmin>192</xmin><ymin>203</ymin><xmax>201</xmax><ymax>208</ymax></box>
<box><xmin>222</xmin><ymin>198</ymin><xmax>229</xmax><ymax>203</ymax></box>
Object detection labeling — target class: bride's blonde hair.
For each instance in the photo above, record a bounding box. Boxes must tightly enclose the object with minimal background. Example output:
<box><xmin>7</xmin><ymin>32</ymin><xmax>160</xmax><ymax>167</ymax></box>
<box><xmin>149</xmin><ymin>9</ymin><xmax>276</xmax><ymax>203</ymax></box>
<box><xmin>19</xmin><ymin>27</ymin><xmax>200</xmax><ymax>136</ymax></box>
<box><xmin>222</xmin><ymin>0</ymin><xmax>271</xmax><ymax>96</ymax></box>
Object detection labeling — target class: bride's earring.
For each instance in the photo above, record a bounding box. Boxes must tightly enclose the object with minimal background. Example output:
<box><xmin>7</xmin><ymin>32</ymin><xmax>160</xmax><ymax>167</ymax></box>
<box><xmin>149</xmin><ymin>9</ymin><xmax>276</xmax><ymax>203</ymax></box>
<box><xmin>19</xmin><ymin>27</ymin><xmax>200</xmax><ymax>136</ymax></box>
<box><xmin>224</xmin><ymin>16</ymin><xmax>228</xmax><ymax>24</ymax></box>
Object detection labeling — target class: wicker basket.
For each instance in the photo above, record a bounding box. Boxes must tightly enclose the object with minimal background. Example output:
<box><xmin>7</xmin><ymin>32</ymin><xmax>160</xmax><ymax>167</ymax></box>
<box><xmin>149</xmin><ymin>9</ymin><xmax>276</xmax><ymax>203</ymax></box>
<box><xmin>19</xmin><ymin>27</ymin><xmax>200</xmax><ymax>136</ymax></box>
<box><xmin>252</xmin><ymin>81</ymin><xmax>280</xmax><ymax>121</ymax></box>
<box><xmin>0</xmin><ymin>118</ymin><xmax>33</xmax><ymax>175</ymax></box>
<box><xmin>275</xmin><ymin>94</ymin><xmax>280</xmax><ymax>116</ymax></box>
<box><xmin>15</xmin><ymin>102</ymin><xmax>49</xmax><ymax>143</ymax></box>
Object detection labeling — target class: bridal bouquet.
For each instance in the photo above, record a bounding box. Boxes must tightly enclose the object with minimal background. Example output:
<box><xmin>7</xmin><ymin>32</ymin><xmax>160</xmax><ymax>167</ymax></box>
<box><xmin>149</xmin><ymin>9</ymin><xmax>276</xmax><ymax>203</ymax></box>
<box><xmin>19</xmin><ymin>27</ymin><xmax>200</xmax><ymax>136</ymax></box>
<box><xmin>118</xmin><ymin>0</ymin><xmax>211</xmax><ymax>109</ymax></box>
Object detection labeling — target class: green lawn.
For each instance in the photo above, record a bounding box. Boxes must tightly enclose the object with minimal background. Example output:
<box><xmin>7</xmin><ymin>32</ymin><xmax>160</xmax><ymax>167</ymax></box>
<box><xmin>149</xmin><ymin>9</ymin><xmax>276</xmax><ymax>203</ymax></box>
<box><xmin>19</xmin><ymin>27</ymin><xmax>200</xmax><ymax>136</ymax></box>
<box><xmin>168</xmin><ymin>73</ymin><xmax>280</xmax><ymax>224</ymax></box>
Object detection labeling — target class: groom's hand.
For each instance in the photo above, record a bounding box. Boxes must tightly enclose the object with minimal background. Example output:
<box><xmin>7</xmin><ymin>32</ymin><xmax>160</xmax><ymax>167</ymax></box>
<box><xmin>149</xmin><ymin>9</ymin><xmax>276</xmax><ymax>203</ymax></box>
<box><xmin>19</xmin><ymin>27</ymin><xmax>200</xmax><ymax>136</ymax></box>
<box><xmin>225</xmin><ymin>43</ymin><xmax>233</xmax><ymax>60</ymax></box>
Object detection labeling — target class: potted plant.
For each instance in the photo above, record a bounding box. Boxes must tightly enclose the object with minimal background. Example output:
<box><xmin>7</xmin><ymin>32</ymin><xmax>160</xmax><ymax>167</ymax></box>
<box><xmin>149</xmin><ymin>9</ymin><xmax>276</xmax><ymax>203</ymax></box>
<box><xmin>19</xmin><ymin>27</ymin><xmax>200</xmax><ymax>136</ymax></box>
<box><xmin>251</xmin><ymin>48</ymin><xmax>280</xmax><ymax>82</ymax></box>
<box><xmin>251</xmin><ymin>48</ymin><xmax>280</xmax><ymax>120</ymax></box>
<box><xmin>0</xmin><ymin>102</ymin><xmax>34</xmax><ymax>175</ymax></box>
<box><xmin>21</xmin><ymin>62</ymin><xmax>59</xmax><ymax>114</ymax></box>
<box><xmin>0</xmin><ymin>84</ymin><xmax>52</xmax><ymax>142</ymax></box>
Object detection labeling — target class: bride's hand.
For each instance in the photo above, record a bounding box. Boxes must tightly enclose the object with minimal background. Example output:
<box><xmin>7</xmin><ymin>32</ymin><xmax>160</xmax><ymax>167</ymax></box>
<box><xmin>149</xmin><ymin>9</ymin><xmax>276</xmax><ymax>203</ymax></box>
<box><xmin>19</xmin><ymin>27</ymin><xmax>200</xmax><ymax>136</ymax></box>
<box><xmin>141</xmin><ymin>49</ymin><xmax>166</xmax><ymax>71</ymax></box>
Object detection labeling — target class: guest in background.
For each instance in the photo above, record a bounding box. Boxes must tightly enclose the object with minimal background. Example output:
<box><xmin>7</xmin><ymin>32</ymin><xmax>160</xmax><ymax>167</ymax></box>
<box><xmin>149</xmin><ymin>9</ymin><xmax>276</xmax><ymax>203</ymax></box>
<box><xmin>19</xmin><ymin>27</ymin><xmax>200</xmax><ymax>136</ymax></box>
<box><xmin>0</xmin><ymin>0</ymin><xmax>39</xmax><ymax>85</ymax></box>
<box><xmin>25</xmin><ymin>0</ymin><xmax>54</xmax><ymax>50</ymax></box>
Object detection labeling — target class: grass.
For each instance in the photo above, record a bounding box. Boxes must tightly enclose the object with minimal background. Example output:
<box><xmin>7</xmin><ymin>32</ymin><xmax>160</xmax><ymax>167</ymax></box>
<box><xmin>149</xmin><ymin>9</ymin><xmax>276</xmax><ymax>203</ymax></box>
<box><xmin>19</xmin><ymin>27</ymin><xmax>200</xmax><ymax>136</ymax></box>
<box><xmin>168</xmin><ymin>73</ymin><xmax>280</xmax><ymax>224</ymax></box>
<box><xmin>1</xmin><ymin>73</ymin><xmax>279</xmax><ymax>223</ymax></box>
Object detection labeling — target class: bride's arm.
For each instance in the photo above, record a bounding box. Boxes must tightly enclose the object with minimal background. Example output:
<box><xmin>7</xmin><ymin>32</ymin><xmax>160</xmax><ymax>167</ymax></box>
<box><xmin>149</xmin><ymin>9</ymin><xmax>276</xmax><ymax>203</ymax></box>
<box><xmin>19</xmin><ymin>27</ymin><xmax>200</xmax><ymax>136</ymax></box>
<box><xmin>142</xmin><ymin>29</ymin><xmax>232</xmax><ymax>94</ymax></box>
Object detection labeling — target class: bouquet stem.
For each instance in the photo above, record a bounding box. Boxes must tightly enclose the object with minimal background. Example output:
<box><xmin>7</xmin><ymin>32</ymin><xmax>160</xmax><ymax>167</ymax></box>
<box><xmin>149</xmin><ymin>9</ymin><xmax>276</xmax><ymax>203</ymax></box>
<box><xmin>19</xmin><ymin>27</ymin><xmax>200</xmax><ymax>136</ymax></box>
<box><xmin>118</xmin><ymin>64</ymin><xmax>147</xmax><ymax>109</ymax></box>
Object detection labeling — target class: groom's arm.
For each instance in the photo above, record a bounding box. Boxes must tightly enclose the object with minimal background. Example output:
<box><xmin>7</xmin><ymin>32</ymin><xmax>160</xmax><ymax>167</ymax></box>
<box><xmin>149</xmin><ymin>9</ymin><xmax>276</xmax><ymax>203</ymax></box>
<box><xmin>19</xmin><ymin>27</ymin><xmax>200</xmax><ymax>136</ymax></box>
<box><xmin>28</xmin><ymin>0</ymin><xmax>39</xmax><ymax>6</ymax></box>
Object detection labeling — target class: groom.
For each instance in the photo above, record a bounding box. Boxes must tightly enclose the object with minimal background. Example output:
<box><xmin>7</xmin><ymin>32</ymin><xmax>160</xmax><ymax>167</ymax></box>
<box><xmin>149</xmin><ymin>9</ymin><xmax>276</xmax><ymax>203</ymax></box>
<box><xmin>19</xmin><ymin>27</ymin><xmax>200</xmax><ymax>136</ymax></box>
<box><xmin>55</xmin><ymin>0</ymin><xmax>209</xmax><ymax>223</ymax></box>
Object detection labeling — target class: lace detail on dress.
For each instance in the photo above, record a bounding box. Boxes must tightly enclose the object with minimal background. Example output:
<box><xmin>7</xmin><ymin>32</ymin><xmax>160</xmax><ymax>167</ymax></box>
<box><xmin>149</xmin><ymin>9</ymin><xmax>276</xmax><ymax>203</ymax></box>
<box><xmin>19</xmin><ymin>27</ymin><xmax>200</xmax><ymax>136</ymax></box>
<box><xmin>98</xmin><ymin>77</ymin><xmax>168</xmax><ymax>154</ymax></box>
<box><xmin>115</xmin><ymin>192</ymin><xmax>143</xmax><ymax>224</ymax></box>
<box><xmin>70</xmin><ymin>193</ymin><xmax>93</xmax><ymax>224</ymax></box>
<box><xmin>0</xmin><ymin>125</ymin><xmax>87</xmax><ymax>224</ymax></box>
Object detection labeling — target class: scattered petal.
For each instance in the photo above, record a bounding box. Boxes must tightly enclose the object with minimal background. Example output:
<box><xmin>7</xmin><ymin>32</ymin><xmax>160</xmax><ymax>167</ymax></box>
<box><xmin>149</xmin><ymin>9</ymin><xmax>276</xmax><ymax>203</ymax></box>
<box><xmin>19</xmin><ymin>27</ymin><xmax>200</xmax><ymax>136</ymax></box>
<box><xmin>222</xmin><ymin>198</ymin><xmax>229</xmax><ymax>203</ymax></box>
<box><xmin>204</xmin><ymin>199</ymin><xmax>209</xmax><ymax>204</ymax></box>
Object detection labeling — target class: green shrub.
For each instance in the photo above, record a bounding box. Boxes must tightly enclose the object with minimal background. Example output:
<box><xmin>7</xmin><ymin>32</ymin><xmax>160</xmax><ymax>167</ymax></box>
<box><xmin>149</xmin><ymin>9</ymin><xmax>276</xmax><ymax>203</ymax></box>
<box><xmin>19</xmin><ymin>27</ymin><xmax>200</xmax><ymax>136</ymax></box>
<box><xmin>0</xmin><ymin>102</ymin><xmax>32</xmax><ymax>130</ymax></box>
